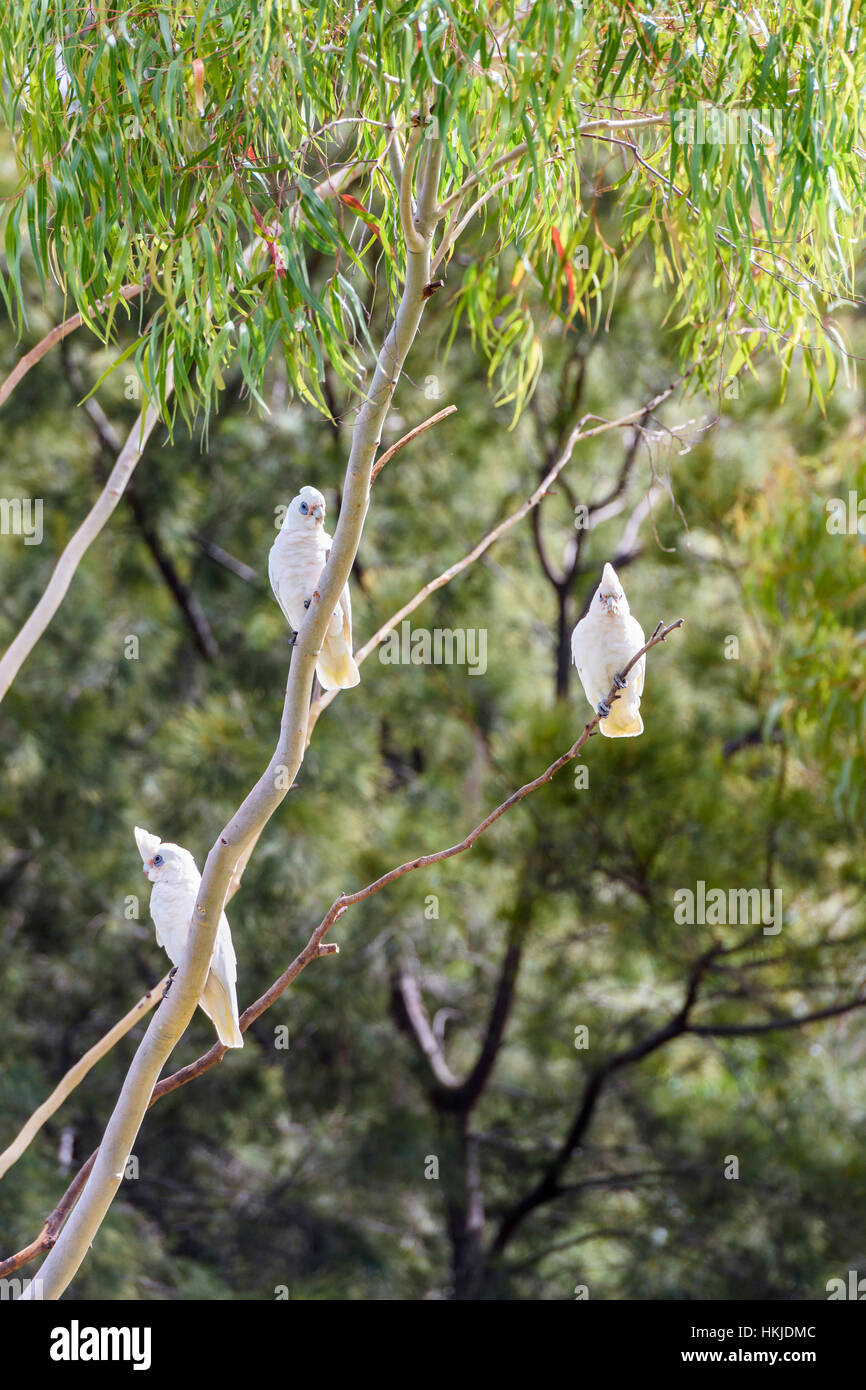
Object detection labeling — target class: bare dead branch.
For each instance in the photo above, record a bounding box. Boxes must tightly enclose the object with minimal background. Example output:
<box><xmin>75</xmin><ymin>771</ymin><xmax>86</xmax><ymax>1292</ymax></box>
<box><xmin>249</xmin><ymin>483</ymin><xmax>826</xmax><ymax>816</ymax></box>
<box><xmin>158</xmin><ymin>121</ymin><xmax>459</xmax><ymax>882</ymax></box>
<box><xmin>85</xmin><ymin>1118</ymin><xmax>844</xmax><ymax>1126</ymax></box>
<box><xmin>0</xmin><ymin>281</ymin><xmax>148</xmax><ymax>412</ymax></box>
<box><xmin>0</xmin><ymin>974</ymin><xmax>170</xmax><ymax>1182</ymax></box>
<box><xmin>0</xmin><ymin>359</ymin><xmax>174</xmax><ymax>704</ymax></box>
<box><xmin>370</xmin><ymin>404</ymin><xmax>457</xmax><ymax>483</ymax></box>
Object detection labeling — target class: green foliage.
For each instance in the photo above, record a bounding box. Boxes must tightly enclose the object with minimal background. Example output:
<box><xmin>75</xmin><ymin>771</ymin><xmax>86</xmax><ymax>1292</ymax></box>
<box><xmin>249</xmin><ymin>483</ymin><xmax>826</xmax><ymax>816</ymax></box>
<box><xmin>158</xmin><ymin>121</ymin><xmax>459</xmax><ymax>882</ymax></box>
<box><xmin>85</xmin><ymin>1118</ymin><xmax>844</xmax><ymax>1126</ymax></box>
<box><xmin>2</xmin><ymin>0</ymin><xmax>866</xmax><ymax>1305</ymax></box>
<box><xmin>3</xmin><ymin>257</ymin><xmax>866</xmax><ymax>1296</ymax></box>
<box><xmin>0</xmin><ymin>2</ymin><xmax>863</xmax><ymax>429</ymax></box>
<box><xmin>733</xmin><ymin>443</ymin><xmax>866</xmax><ymax>821</ymax></box>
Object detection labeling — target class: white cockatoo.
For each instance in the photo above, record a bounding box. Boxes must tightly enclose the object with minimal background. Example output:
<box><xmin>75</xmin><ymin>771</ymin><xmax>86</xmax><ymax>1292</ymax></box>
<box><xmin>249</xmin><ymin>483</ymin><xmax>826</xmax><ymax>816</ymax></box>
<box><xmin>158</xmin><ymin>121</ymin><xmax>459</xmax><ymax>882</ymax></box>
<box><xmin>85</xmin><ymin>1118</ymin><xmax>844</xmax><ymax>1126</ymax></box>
<box><xmin>268</xmin><ymin>485</ymin><xmax>360</xmax><ymax>691</ymax></box>
<box><xmin>571</xmin><ymin>562</ymin><xmax>646</xmax><ymax>737</ymax></box>
<box><xmin>134</xmin><ymin>827</ymin><xmax>243</xmax><ymax>1048</ymax></box>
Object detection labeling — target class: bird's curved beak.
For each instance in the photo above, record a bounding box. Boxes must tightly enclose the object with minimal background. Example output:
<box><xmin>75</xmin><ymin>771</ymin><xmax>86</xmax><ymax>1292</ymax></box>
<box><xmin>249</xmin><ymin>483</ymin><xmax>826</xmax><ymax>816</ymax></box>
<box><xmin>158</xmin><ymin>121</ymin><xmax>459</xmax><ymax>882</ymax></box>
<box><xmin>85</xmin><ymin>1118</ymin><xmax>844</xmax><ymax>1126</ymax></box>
<box><xmin>311</xmin><ymin>504</ymin><xmax>324</xmax><ymax>522</ymax></box>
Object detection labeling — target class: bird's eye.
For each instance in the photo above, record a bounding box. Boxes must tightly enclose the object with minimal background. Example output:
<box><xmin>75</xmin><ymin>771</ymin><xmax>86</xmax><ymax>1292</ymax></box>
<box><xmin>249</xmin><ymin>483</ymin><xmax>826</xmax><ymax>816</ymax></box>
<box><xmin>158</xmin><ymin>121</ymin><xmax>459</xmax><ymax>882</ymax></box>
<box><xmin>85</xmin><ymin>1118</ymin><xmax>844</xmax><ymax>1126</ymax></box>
<box><xmin>153</xmin><ymin>854</ymin><xmax>164</xmax><ymax>867</ymax></box>
<box><xmin>300</xmin><ymin>501</ymin><xmax>309</xmax><ymax>515</ymax></box>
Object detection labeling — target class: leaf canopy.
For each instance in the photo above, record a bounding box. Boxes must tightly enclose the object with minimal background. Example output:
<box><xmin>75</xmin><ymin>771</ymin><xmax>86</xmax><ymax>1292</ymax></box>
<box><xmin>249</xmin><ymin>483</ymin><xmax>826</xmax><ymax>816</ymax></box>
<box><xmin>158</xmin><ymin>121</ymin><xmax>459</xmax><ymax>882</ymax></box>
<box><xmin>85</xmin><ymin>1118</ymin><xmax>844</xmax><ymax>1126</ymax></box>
<box><xmin>0</xmin><ymin>1</ymin><xmax>863</xmax><ymax>427</ymax></box>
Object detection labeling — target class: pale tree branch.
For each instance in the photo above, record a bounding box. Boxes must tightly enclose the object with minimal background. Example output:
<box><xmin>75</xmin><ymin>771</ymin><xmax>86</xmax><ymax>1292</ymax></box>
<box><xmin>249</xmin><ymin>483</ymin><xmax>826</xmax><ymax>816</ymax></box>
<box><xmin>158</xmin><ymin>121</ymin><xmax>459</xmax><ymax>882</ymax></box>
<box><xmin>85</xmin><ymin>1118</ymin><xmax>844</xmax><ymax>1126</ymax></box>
<box><xmin>0</xmin><ymin>941</ymin><xmax>341</xmax><ymax>1281</ymax></box>
<box><xmin>434</xmin><ymin>116</ymin><xmax>668</xmax><ymax>220</ymax></box>
<box><xmin>22</xmin><ymin>133</ymin><xmax>445</xmax><ymax>1300</ymax></box>
<box><xmin>195</xmin><ymin>536</ymin><xmax>260</xmax><ymax>586</ymax></box>
<box><xmin>0</xmin><ymin>974</ymin><xmax>170</xmax><ymax>1182</ymax></box>
<box><xmin>178</xmin><ymin>401</ymin><xmax>458</xmax><ymax>906</ymax></box>
<box><xmin>11</xmin><ymin>951</ymin><xmax>860</xmax><ymax>1282</ymax></box>
<box><xmin>5</xmin><ymin>620</ymin><xmax>682</xmax><ymax>1284</ymax></box>
<box><xmin>400</xmin><ymin>126</ymin><xmax>426</xmax><ymax>254</ymax></box>
<box><xmin>432</xmin><ymin>167</ymin><xmax>530</xmax><ymax>273</ymax></box>
<box><xmin>60</xmin><ymin>345</ymin><xmax>221</xmax><ymax>662</ymax></box>
<box><xmin>395</xmin><ymin>924</ymin><xmax>525</xmax><ymax>1113</ymax></box>
<box><xmin>436</xmin><ymin>141</ymin><xmax>530</xmax><ymax>216</ymax></box>
<box><xmin>386</xmin><ymin>122</ymin><xmax>404</xmax><ymax>192</ymax></box>
<box><xmin>0</xmin><ymin>356</ymin><xmax>174</xmax><ymax>705</ymax></box>
<box><xmin>0</xmin><ymin>280</ymin><xmax>148</xmax><ymax>411</ymax></box>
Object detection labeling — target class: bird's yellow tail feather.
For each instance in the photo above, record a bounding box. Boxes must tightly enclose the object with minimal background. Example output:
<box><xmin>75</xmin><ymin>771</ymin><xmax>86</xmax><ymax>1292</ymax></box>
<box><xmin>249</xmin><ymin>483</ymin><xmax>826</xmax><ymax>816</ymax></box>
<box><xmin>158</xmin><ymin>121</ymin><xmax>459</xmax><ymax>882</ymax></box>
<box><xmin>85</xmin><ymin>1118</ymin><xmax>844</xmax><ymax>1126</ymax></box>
<box><xmin>316</xmin><ymin>645</ymin><xmax>361</xmax><ymax>691</ymax></box>
<box><xmin>200</xmin><ymin>970</ymin><xmax>243</xmax><ymax>1048</ymax></box>
<box><xmin>599</xmin><ymin>709</ymin><xmax>643</xmax><ymax>738</ymax></box>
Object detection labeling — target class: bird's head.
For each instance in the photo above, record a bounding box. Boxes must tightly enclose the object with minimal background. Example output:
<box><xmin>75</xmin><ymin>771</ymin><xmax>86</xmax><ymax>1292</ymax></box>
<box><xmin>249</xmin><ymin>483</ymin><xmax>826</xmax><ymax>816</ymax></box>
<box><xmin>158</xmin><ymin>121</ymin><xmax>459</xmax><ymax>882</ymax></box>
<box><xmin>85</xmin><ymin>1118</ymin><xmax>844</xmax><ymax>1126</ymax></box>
<box><xmin>596</xmin><ymin>562</ymin><xmax>629</xmax><ymax>617</ymax></box>
<box><xmin>134</xmin><ymin>827</ymin><xmax>197</xmax><ymax>883</ymax></box>
<box><xmin>285</xmin><ymin>485</ymin><xmax>326</xmax><ymax>530</ymax></box>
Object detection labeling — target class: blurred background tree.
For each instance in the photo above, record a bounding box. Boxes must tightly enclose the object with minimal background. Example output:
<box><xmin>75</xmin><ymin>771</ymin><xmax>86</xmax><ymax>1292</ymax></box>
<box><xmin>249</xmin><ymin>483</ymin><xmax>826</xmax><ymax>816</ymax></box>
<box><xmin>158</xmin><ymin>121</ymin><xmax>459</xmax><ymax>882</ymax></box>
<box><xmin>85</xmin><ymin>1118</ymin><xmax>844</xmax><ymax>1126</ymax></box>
<box><xmin>1</xmin><ymin>2</ymin><xmax>866</xmax><ymax>1299</ymax></box>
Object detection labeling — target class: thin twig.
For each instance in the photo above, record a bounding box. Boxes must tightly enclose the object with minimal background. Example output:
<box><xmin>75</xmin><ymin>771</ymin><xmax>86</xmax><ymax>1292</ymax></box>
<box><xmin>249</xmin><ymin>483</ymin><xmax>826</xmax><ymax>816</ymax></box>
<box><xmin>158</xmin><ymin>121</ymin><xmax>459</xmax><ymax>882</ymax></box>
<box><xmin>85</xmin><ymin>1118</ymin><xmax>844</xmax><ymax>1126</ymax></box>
<box><xmin>370</xmin><ymin>404</ymin><xmax>457</xmax><ymax>483</ymax></box>
<box><xmin>0</xmin><ymin>975</ymin><xmax>170</xmax><ymax>1181</ymax></box>
<box><xmin>0</xmin><ymin>281</ymin><xmax>148</xmax><ymax>411</ymax></box>
<box><xmin>0</xmin><ymin>359</ymin><xmax>174</xmax><ymax>704</ymax></box>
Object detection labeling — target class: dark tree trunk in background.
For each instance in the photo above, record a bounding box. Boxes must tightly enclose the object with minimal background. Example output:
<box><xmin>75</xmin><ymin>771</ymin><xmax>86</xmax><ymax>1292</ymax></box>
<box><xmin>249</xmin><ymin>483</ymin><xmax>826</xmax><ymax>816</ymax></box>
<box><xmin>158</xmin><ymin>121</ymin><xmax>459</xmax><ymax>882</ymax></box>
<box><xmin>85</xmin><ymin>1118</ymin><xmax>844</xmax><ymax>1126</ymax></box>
<box><xmin>556</xmin><ymin>589</ymin><xmax>572</xmax><ymax>700</ymax></box>
<box><xmin>444</xmin><ymin>1119</ymin><xmax>486</xmax><ymax>1300</ymax></box>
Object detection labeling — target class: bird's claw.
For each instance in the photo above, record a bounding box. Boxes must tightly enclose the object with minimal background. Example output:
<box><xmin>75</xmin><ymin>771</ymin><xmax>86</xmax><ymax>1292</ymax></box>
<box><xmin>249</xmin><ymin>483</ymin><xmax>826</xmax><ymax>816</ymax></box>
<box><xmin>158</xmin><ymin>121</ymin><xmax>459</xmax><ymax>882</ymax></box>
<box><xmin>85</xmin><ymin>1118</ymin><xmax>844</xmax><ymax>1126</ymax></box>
<box><xmin>597</xmin><ymin>700</ymin><xmax>611</xmax><ymax>718</ymax></box>
<box><xmin>288</xmin><ymin>630</ymin><xmax>298</xmax><ymax>646</ymax></box>
<box><xmin>162</xmin><ymin>965</ymin><xmax>178</xmax><ymax>1000</ymax></box>
<box><xmin>613</xmin><ymin>674</ymin><xmax>627</xmax><ymax>690</ymax></box>
<box><xmin>303</xmin><ymin>597</ymin><xmax>311</xmax><ymax>610</ymax></box>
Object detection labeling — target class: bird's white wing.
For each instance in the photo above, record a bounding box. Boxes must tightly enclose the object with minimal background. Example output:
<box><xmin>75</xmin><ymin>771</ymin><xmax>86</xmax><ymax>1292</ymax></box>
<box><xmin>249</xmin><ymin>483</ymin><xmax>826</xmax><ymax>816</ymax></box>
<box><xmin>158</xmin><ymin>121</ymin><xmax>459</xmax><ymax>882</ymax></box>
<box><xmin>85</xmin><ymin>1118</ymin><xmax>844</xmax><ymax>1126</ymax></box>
<box><xmin>571</xmin><ymin>616</ymin><xmax>604</xmax><ymax>704</ymax></box>
<box><xmin>201</xmin><ymin>916</ymin><xmax>243</xmax><ymax>1048</ymax></box>
<box><xmin>134</xmin><ymin>825</ymin><xmax>161</xmax><ymax>862</ymax></box>
<box><xmin>625</xmin><ymin>615</ymin><xmax>646</xmax><ymax>695</ymax></box>
<box><xmin>321</xmin><ymin>541</ymin><xmax>352</xmax><ymax>645</ymax></box>
<box><xmin>213</xmin><ymin>912</ymin><xmax>238</xmax><ymax>982</ymax></box>
<box><xmin>340</xmin><ymin>575</ymin><xmax>353</xmax><ymax>650</ymax></box>
<box><xmin>267</xmin><ymin>544</ymin><xmax>293</xmax><ymax>627</ymax></box>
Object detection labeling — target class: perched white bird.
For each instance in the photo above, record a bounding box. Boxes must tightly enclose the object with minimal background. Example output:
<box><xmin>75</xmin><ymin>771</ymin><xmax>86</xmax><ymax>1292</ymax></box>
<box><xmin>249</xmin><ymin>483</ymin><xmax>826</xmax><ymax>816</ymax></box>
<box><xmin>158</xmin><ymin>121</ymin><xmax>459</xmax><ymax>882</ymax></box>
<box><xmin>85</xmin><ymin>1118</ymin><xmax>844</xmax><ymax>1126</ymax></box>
<box><xmin>571</xmin><ymin>562</ymin><xmax>646</xmax><ymax>737</ymax></box>
<box><xmin>268</xmin><ymin>485</ymin><xmax>360</xmax><ymax>691</ymax></box>
<box><xmin>134</xmin><ymin>827</ymin><xmax>243</xmax><ymax>1048</ymax></box>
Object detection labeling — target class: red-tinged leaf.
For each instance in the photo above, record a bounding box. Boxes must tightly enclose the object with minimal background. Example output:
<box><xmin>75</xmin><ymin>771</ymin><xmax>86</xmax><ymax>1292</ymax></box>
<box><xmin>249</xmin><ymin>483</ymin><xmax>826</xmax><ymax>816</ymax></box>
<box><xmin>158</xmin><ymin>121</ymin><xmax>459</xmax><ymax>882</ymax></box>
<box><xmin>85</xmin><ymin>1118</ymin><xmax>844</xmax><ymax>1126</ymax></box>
<box><xmin>551</xmin><ymin>226</ymin><xmax>576</xmax><ymax>307</ymax></box>
<box><xmin>339</xmin><ymin>194</ymin><xmax>372</xmax><ymax>216</ymax></box>
<box><xmin>249</xmin><ymin>204</ymin><xmax>285</xmax><ymax>276</ymax></box>
<box><xmin>192</xmin><ymin>58</ymin><xmax>205</xmax><ymax>115</ymax></box>
<box><xmin>339</xmin><ymin>194</ymin><xmax>384</xmax><ymax>242</ymax></box>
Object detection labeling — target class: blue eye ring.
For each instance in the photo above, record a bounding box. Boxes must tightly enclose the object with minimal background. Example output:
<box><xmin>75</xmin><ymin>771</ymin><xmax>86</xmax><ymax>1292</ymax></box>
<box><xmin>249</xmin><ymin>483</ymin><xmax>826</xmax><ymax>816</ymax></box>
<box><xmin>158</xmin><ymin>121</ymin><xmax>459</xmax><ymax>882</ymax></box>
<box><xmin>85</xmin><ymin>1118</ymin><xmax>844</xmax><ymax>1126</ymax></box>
<box><xmin>299</xmin><ymin>501</ymin><xmax>309</xmax><ymax>514</ymax></box>
<box><xmin>153</xmin><ymin>853</ymin><xmax>164</xmax><ymax>866</ymax></box>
